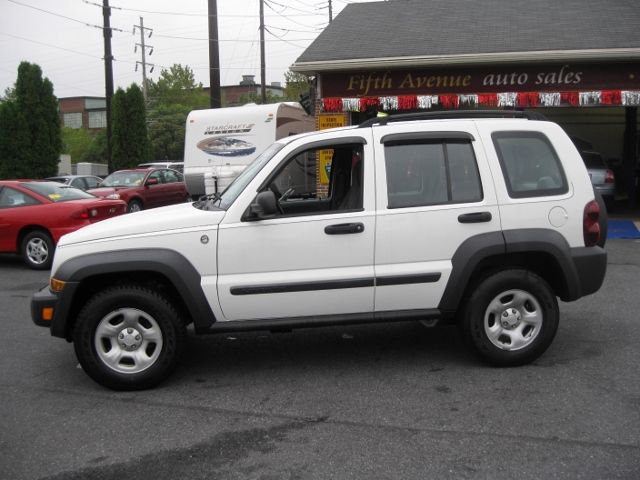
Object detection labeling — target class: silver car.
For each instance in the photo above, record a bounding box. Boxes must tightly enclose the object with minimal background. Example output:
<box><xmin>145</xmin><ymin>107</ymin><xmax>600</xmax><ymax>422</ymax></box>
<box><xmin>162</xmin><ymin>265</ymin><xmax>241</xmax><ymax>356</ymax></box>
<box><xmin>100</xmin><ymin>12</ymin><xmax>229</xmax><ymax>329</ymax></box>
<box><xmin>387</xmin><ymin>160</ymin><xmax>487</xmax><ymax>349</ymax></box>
<box><xmin>580</xmin><ymin>150</ymin><xmax>615</xmax><ymax>206</ymax></box>
<box><xmin>45</xmin><ymin>175</ymin><xmax>103</xmax><ymax>191</ymax></box>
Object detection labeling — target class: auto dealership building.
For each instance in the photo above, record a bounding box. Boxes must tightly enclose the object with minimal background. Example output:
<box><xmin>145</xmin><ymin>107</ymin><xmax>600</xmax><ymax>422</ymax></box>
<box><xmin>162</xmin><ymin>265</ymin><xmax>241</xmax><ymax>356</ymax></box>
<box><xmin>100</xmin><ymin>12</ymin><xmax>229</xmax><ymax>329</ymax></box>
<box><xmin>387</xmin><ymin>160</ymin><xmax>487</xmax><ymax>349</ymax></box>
<box><xmin>291</xmin><ymin>0</ymin><xmax>640</xmax><ymax>206</ymax></box>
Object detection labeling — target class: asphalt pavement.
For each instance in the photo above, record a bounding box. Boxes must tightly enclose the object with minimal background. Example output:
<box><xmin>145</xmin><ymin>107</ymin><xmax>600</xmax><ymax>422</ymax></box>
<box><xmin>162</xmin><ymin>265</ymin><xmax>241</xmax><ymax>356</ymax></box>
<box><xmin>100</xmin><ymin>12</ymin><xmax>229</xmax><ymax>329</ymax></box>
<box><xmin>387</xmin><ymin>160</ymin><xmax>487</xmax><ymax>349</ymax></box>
<box><xmin>1</xmin><ymin>240</ymin><xmax>639</xmax><ymax>479</ymax></box>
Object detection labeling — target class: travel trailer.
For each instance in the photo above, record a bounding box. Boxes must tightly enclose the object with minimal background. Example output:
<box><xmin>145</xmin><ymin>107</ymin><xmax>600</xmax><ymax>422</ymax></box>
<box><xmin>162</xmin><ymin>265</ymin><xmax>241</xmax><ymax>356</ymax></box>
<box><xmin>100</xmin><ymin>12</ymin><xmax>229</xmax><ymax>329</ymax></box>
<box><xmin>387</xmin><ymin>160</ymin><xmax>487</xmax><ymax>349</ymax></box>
<box><xmin>183</xmin><ymin>103</ymin><xmax>314</xmax><ymax>198</ymax></box>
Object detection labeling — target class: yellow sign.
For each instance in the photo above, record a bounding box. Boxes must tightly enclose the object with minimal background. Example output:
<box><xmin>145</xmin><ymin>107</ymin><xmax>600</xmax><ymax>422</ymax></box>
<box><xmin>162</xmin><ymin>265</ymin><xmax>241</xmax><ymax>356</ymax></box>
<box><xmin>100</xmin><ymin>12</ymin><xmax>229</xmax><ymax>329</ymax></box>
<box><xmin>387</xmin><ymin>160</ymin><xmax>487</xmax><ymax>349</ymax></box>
<box><xmin>317</xmin><ymin>115</ymin><xmax>347</xmax><ymax>185</ymax></box>
<box><xmin>319</xmin><ymin>150</ymin><xmax>334</xmax><ymax>185</ymax></box>
<box><xmin>318</xmin><ymin>114</ymin><xmax>348</xmax><ymax>130</ymax></box>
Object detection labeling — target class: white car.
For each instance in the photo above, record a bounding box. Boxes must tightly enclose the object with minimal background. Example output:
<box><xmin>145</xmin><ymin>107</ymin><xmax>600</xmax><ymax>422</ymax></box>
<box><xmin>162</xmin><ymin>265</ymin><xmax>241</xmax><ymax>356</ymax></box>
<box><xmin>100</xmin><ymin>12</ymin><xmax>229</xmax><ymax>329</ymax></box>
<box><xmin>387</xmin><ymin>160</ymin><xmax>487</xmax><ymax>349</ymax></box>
<box><xmin>32</xmin><ymin>111</ymin><xmax>607</xmax><ymax>390</ymax></box>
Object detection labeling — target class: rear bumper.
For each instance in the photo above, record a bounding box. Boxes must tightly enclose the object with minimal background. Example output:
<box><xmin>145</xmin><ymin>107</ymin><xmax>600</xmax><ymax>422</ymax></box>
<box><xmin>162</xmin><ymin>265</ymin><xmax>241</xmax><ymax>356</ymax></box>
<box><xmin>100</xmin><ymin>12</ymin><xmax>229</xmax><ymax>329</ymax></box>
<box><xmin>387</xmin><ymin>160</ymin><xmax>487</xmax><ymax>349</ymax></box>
<box><xmin>593</xmin><ymin>184</ymin><xmax>615</xmax><ymax>198</ymax></box>
<box><xmin>571</xmin><ymin>246</ymin><xmax>607</xmax><ymax>297</ymax></box>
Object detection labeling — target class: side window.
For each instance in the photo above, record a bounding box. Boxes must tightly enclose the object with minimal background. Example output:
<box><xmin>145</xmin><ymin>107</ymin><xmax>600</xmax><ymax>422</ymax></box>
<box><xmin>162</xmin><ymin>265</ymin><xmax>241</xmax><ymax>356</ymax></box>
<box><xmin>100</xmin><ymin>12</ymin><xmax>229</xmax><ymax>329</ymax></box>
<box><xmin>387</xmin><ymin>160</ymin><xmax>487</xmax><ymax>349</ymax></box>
<box><xmin>265</xmin><ymin>142</ymin><xmax>364</xmax><ymax>216</ymax></box>
<box><xmin>163</xmin><ymin>170</ymin><xmax>181</xmax><ymax>183</ymax></box>
<box><xmin>0</xmin><ymin>187</ymin><xmax>39</xmax><ymax>208</ymax></box>
<box><xmin>384</xmin><ymin>139</ymin><xmax>482</xmax><ymax>209</ymax></box>
<box><xmin>71</xmin><ymin>178</ymin><xmax>87</xmax><ymax>190</ymax></box>
<box><xmin>85</xmin><ymin>177</ymin><xmax>101</xmax><ymax>189</ymax></box>
<box><xmin>492</xmin><ymin>131</ymin><xmax>568</xmax><ymax>198</ymax></box>
<box><xmin>148</xmin><ymin>171</ymin><xmax>163</xmax><ymax>184</ymax></box>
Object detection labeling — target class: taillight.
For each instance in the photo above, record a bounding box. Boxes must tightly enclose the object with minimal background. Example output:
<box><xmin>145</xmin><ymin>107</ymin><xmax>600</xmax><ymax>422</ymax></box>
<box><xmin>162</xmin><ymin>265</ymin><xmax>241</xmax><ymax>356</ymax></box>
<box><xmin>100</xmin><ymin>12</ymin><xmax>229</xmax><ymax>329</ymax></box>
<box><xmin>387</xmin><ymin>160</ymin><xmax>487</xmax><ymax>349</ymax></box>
<box><xmin>71</xmin><ymin>209</ymin><xmax>89</xmax><ymax>220</ymax></box>
<box><xmin>605</xmin><ymin>169</ymin><xmax>615</xmax><ymax>184</ymax></box>
<box><xmin>583</xmin><ymin>200</ymin><xmax>600</xmax><ymax>247</ymax></box>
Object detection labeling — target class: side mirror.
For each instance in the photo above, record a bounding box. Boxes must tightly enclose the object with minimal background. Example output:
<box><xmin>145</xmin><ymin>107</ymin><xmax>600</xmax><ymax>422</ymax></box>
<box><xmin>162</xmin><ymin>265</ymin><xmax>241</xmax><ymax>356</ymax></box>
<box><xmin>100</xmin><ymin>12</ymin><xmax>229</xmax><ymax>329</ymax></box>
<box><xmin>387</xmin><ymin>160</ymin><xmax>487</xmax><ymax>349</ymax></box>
<box><xmin>146</xmin><ymin>177</ymin><xmax>159</xmax><ymax>186</ymax></box>
<box><xmin>248</xmin><ymin>190</ymin><xmax>278</xmax><ymax>220</ymax></box>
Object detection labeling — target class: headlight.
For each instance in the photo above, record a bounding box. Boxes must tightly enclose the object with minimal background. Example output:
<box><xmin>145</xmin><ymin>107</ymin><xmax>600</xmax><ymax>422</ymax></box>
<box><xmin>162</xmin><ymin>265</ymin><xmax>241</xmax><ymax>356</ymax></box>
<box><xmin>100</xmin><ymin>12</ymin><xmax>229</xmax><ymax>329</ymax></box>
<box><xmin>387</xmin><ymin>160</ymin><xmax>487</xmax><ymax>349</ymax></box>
<box><xmin>106</xmin><ymin>193</ymin><xmax>121</xmax><ymax>200</ymax></box>
<box><xmin>50</xmin><ymin>277</ymin><xmax>66</xmax><ymax>293</ymax></box>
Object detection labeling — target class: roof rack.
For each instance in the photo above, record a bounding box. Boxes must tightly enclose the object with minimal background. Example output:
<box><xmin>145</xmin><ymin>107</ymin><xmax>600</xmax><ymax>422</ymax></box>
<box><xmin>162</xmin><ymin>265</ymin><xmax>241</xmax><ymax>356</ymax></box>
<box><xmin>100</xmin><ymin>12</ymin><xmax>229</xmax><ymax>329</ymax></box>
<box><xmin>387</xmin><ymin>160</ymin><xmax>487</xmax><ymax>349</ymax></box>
<box><xmin>358</xmin><ymin>110</ymin><xmax>548</xmax><ymax>128</ymax></box>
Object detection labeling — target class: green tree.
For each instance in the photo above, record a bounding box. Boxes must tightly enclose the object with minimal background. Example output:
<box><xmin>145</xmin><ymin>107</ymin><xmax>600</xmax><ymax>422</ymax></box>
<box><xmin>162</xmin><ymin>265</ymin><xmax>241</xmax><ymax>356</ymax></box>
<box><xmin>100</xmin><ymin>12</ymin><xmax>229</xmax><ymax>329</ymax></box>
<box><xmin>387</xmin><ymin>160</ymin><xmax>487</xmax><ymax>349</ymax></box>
<box><xmin>236</xmin><ymin>90</ymin><xmax>281</xmax><ymax>106</ymax></box>
<box><xmin>283</xmin><ymin>71</ymin><xmax>311</xmax><ymax>102</ymax></box>
<box><xmin>61</xmin><ymin>127</ymin><xmax>94</xmax><ymax>163</ymax></box>
<box><xmin>111</xmin><ymin>83</ymin><xmax>150</xmax><ymax>170</ymax></box>
<box><xmin>0</xmin><ymin>62</ymin><xmax>61</xmax><ymax>179</ymax></box>
<box><xmin>83</xmin><ymin>130</ymin><xmax>107</xmax><ymax>164</ymax></box>
<box><xmin>146</xmin><ymin>64</ymin><xmax>208</xmax><ymax>160</ymax></box>
<box><xmin>0</xmin><ymin>101</ymin><xmax>31</xmax><ymax>178</ymax></box>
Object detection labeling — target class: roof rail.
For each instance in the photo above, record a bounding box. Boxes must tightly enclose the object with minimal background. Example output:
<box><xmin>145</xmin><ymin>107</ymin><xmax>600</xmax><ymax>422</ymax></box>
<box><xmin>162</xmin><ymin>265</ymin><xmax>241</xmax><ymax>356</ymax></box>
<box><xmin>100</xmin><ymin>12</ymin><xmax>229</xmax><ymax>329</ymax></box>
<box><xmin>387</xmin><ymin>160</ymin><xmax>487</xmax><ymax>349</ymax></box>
<box><xmin>358</xmin><ymin>110</ymin><xmax>548</xmax><ymax>128</ymax></box>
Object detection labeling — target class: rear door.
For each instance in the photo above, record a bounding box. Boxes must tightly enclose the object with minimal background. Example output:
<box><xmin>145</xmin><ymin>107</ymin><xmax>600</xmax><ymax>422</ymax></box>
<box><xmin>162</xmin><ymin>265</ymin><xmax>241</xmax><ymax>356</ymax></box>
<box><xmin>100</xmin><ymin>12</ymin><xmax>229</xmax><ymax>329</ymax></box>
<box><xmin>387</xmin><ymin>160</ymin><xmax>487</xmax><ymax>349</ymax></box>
<box><xmin>372</xmin><ymin>121</ymin><xmax>501</xmax><ymax>312</ymax></box>
<box><xmin>161</xmin><ymin>169</ymin><xmax>186</xmax><ymax>204</ymax></box>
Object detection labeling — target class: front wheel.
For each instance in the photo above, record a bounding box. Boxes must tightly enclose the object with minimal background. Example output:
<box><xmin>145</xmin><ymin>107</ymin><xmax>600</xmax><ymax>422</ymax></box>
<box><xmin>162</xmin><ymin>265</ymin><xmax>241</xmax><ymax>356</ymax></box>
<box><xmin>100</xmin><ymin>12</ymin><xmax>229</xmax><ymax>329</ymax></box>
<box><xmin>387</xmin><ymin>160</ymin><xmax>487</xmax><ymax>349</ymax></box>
<box><xmin>73</xmin><ymin>284</ymin><xmax>186</xmax><ymax>390</ymax></box>
<box><xmin>127</xmin><ymin>199</ymin><xmax>143</xmax><ymax>213</ymax></box>
<box><xmin>461</xmin><ymin>269</ymin><xmax>559</xmax><ymax>366</ymax></box>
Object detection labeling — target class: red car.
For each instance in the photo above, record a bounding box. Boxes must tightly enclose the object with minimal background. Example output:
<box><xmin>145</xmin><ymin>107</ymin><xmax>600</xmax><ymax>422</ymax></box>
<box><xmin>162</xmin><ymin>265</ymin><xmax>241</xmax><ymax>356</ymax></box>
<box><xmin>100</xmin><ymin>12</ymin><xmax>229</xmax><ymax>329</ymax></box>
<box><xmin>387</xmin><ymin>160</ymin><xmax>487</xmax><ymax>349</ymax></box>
<box><xmin>0</xmin><ymin>180</ymin><xmax>127</xmax><ymax>269</ymax></box>
<box><xmin>88</xmin><ymin>168</ymin><xmax>189</xmax><ymax>213</ymax></box>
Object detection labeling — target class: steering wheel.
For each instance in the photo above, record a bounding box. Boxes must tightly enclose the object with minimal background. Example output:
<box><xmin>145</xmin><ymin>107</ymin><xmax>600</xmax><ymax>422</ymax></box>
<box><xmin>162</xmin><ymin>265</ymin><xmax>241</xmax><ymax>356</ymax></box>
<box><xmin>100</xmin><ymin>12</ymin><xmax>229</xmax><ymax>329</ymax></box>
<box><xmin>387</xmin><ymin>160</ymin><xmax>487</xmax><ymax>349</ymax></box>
<box><xmin>279</xmin><ymin>187</ymin><xmax>295</xmax><ymax>202</ymax></box>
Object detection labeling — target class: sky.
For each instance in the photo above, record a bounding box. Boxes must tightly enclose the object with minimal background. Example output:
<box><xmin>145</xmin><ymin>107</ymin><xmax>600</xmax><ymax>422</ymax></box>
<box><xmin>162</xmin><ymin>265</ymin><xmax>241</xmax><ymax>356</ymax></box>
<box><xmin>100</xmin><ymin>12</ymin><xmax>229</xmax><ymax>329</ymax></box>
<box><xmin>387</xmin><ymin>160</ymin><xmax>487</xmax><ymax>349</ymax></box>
<box><xmin>0</xmin><ymin>0</ymin><xmax>377</xmax><ymax>99</ymax></box>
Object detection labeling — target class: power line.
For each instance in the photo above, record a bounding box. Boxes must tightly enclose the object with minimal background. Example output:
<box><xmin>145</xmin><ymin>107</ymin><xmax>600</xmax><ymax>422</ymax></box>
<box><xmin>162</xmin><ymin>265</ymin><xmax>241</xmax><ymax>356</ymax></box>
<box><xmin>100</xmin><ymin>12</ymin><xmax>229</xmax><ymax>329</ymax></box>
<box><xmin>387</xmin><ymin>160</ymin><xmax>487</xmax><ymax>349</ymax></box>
<box><xmin>264</xmin><ymin>27</ymin><xmax>311</xmax><ymax>49</ymax></box>
<box><xmin>153</xmin><ymin>32</ymin><xmax>316</xmax><ymax>42</ymax></box>
<box><xmin>0</xmin><ymin>31</ymin><xmax>103</xmax><ymax>60</ymax></box>
<box><xmin>83</xmin><ymin>0</ymin><xmax>320</xmax><ymax>18</ymax></box>
<box><xmin>263</xmin><ymin>0</ymin><xmax>323</xmax><ymax>29</ymax></box>
<box><xmin>7</xmin><ymin>0</ymin><xmax>128</xmax><ymax>33</ymax></box>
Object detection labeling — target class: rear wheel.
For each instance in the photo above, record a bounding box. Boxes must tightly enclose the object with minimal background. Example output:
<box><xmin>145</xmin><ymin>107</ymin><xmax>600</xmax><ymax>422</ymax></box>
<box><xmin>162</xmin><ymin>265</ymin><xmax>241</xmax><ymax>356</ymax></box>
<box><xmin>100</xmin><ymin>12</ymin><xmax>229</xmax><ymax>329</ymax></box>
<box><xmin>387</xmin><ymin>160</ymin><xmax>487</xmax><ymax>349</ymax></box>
<box><xmin>21</xmin><ymin>230</ymin><xmax>54</xmax><ymax>270</ymax></box>
<box><xmin>73</xmin><ymin>284</ymin><xmax>186</xmax><ymax>390</ymax></box>
<box><xmin>461</xmin><ymin>269</ymin><xmax>559</xmax><ymax>366</ymax></box>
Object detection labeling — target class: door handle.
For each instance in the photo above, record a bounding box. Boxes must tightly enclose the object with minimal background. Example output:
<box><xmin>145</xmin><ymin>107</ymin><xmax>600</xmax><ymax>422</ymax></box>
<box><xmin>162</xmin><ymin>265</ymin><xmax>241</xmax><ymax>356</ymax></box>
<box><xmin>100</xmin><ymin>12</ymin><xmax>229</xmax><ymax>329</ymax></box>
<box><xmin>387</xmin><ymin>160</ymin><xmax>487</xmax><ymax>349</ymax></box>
<box><xmin>458</xmin><ymin>212</ymin><xmax>492</xmax><ymax>223</ymax></box>
<box><xmin>324</xmin><ymin>222</ymin><xmax>365</xmax><ymax>235</ymax></box>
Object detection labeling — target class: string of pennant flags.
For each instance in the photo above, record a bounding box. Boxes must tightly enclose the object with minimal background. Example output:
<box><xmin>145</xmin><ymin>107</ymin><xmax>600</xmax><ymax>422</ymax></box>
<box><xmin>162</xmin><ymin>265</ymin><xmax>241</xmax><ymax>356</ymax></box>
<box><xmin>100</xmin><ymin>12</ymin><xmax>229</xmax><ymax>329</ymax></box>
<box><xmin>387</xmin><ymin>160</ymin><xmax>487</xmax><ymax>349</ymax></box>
<box><xmin>321</xmin><ymin>90</ymin><xmax>640</xmax><ymax>112</ymax></box>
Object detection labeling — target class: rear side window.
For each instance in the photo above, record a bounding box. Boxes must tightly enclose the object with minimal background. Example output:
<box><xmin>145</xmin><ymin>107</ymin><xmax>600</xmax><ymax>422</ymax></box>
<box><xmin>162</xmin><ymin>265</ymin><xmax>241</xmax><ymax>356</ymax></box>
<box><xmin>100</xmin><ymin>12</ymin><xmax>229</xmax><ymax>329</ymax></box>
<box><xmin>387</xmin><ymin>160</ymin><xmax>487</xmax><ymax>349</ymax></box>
<box><xmin>492</xmin><ymin>131</ymin><xmax>568</xmax><ymax>198</ymax></box>
<box><xmin>0</xmin><ymin>187</ymin><xmax>40</xmax><ymax>208</ymax></box>
<box><xmin>384</xmin><ymin>138</ymin><xmax>482</xmax><ymax>209</ymax></box>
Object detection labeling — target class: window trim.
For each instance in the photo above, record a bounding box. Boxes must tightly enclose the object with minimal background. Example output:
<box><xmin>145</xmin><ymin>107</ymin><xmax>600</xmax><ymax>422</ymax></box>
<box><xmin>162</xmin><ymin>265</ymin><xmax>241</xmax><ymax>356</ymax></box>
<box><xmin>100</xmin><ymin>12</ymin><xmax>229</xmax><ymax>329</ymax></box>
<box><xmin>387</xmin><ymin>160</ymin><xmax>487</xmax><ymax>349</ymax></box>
<box><xmin>249</xmin><ymin>138</ymin><xmax>367</xmax><ymax>220</ymax></box>
<box><xmin>492</xmin><ymin>131</ymin><xmax>568</xmax><ymax>199</ymax></box>
<box><xmin>381</xmin><ymin>131</ymin><xmax>475</xmax><ymax>145</ymax></box>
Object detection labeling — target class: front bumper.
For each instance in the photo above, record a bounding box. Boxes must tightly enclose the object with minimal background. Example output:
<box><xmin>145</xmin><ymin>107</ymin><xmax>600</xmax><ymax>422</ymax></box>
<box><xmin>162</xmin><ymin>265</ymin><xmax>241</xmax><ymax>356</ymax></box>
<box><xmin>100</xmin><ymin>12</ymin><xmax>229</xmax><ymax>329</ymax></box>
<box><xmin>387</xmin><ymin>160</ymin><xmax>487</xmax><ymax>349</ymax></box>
<box><xmin>31</xmin><ymin>285</ymin><xmax>59</xmax><ymax>328</ymax></box>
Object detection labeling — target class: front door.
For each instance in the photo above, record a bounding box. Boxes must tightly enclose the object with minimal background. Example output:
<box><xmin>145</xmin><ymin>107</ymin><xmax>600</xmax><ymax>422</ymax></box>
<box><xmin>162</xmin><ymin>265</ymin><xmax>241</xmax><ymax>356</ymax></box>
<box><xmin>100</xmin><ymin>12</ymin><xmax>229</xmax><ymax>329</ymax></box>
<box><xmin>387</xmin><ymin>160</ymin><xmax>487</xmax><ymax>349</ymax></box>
<box><xmin>216</xmin><ymin>136</ymin><xmax>376</xmax><ymax>321</ymax></box>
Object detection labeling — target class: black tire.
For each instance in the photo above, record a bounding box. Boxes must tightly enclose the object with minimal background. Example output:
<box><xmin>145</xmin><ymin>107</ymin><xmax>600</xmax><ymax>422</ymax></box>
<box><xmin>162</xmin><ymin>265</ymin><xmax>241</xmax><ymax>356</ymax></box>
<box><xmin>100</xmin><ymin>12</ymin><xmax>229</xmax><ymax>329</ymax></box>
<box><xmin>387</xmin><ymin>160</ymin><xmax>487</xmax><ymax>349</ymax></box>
<box><xmin>593</xmin><ymin>189</ymin><xmax>608</xmax><ymax>248</ymax></box>
<box><xmin>461</xmin><ymin>269</ymin><xmax>559</xmax><ymax>366</ymax></box>
<box><xmin>73</xmin><ymin>284</ymin><xmax>186</xmax><ymax>390</ymax></box>
<box><xmin>127</xmin><ymin>199</ymin><xmax>143</xmax><ymax>213</ymax></box>
<box><xmin>21</xmin><ymin>230</ymin><xmax>54</xmax><ymax>270</ymax></box>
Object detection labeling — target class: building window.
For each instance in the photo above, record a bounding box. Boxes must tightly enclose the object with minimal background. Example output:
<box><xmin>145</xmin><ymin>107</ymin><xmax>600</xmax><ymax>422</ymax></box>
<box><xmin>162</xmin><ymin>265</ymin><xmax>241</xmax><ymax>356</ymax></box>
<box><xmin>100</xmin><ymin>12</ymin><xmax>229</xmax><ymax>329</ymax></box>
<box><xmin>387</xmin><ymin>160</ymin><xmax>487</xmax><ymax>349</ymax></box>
<box><xmin>63</xmin><ymin>112</ymin><xmax>82</xmax><ymax>129</ymax></box>
<box><xmin>88</xmin><ymin>111</ymin><xmax>106</xmax><ymax>129</ymax></box>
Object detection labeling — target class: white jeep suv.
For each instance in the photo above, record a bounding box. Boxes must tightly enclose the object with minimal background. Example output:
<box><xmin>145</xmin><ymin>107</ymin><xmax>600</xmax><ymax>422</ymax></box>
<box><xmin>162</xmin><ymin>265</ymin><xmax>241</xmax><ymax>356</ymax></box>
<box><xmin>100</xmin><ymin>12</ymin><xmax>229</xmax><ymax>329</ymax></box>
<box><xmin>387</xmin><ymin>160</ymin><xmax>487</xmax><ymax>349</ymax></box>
<box><xmin>32</xmin><ymin>111</ymin><xmax>607</xmax><ymax>390</ymax></box>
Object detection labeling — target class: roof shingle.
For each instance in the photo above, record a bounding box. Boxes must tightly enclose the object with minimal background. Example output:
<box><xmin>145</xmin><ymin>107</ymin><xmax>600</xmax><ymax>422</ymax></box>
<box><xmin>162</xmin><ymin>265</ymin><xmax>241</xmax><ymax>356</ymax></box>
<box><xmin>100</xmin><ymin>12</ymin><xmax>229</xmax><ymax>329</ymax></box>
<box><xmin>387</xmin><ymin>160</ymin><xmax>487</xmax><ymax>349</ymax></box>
<box><xmin>294</xmin><ymin>0</ymin><xmax>640</xmax><ymax>65</ymax></box>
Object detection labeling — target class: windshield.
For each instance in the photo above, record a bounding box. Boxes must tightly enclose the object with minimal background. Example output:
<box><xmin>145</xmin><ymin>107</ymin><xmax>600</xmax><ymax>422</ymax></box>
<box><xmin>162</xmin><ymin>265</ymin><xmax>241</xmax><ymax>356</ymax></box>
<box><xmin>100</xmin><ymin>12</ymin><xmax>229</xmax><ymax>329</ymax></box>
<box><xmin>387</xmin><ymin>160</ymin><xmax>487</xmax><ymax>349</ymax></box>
<box><xmin>22</xmin><ymin>182</ymin><xmax>95</xmax><ymax>202</ymax></box>
<box><xmin>101</xmin><ymin>171</ymin><xmax>146</xmax><ymax>187</ymax></box>
<box><xmin>215</xmin><ymin>142</ymin><xmax>285</xmax><ymax>209</ymax></box>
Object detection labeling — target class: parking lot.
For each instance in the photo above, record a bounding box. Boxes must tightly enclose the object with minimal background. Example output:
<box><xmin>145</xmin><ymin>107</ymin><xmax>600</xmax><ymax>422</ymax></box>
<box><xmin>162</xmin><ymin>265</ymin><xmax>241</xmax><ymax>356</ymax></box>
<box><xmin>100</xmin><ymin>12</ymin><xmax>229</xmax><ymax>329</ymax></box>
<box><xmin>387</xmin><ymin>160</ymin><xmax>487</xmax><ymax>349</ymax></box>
<box><xmin>1</xmin><ymin>239</ymin><xmax>639</xmax><ymax>479</ymax></box>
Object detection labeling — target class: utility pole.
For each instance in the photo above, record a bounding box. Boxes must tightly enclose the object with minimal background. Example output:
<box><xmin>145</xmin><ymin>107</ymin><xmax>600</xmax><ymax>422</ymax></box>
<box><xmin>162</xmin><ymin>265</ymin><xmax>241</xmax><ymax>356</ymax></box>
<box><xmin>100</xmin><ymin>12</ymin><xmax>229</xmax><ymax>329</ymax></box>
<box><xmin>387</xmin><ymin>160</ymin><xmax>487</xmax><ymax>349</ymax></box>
<box><xmin>208</xmin><ymin>0</ymin><xmax>221</xmax><ymax>108</ymax></box>
<box><xmin>102</xmin><ymin>0</ymin><xmax>114</xmax><ymax>173</ymax></box>
<box><xmin>259</xmin><ymin>0</ymin><xmax>266</xmax><ymax>103</ymax></box>
<box><xmin>329</xmin><ymin>0</ymin><xmax>333</xmax><ymax>23</ymax></box>
<box><xmin>134</xmin><ymin>17</ymin><xmax>154</xmax><ymax>102</ymax></box>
